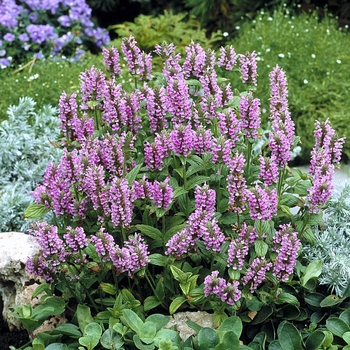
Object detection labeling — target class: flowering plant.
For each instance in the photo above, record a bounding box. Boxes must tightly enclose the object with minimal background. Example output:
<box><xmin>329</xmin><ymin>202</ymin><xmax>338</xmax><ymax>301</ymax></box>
<box><xmin>22</xmin><ymin>36</ymin><xmax>345</xmax><ymax>346</ymax></box>
<box><xmin>0</xmin><ymin>0</ymin><xmax>110</xmax><ymax>68</ymax></box>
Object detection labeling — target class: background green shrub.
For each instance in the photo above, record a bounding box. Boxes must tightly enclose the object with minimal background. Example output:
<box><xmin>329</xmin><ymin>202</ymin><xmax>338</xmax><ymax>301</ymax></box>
<box><xmin>0</xmin><ymin>53</ymin><xmax>104</xmax><ymax>123</ymax></box>
<box><xmin>110</xmin><ymin>10</ymin><xmax>222</xmax><ymax>54</ymax></box>
<box><xmin>228</xmin><ymin>7</ymin><xmax>350</xmax><ymax>162</ymax></box>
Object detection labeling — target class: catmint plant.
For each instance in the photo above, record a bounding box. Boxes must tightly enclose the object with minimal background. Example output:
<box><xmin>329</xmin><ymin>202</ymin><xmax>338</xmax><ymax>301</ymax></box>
<box><xmin>24</xmin><ymin>36</ymin><xmax>344</xmax><ymax>323</ymax></box>
<box><xmin>0</xmin><ymin>0</ymin><xmax>110</xmax><ymax>67</ymax></box>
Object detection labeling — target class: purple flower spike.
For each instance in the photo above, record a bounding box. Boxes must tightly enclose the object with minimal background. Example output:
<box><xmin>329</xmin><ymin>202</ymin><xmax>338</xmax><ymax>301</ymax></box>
<box><xmin>121</xmin><ymin>35</ymin><xmax>142</xmax><ymax>75</ymax></box>
<box><xmin>218</xmin><ymin>45</ymin><xmax>237</xmax><ymax>71</ymax></box>
<box><xmin>239</xmin><ymin>92</ymin><xmax>261</xmax><ymax>139</ymax></box>
<box><xmin>90</xmin><ymin>228</ymin><xmax>115</xmax><ymax>262</ymax></box>
<box><xmin>242</xmin><ymin>257</ymin><xmax>273</xmax><ymax>293</ymax></box>
<box><xmin>239</xmin><ymin>51</ymin><xmax>257</xmax><ymax>86</ymax></box>
<box><xmin>151</xmin><ymin>178</ymin><xmax>173</xmax><ymax>210</ymax></box>
<box><xmin>64</xmin><ymin>226</ymin><xmax>88</xmax><ymax>253</ymax></box>
<box><xmin>102</xmin><ymin>46</ymin><xmax>121</xmax><ymax>77</ymax></box>
<box><xmin>246</xmin><ymin>185</ymin><xmax>277</xmax><ymax>221</ymax></box>
<box><xmin>183</xmin><ymin>41</ymin><xmax>206</xmax><ymax>78</ymax></box>
<box><xmin>259</xmin><ymin>154</ymin><xmax>279</xmax><ymax>186</ymax></box>
<box><xmin>268</xmin><ymin>65</ymin><xmax>295</xmax><ymax>167</ymax></box>
<box><xmin>272</xmin><ymin>224</ymin><xmax>300</xmax><ymax>281</ymax></box>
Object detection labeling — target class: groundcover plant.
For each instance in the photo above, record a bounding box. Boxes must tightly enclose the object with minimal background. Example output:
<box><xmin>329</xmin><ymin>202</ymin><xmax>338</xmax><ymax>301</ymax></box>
<box><xmin>0</xmin><ymin>0</ymin><xmax>110</xmax><ymax>67</ymax></box>
<box><xmin>15</xmin><ymin>36</ymin><xmax>346</xmax><ymax>349</ymax></box>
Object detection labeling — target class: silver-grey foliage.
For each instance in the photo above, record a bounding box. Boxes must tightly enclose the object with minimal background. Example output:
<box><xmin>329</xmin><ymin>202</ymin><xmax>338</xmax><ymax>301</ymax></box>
<box><xmin>302</xmin><ymin>181</ymin><xmax>350</xmax><ymax>296</ymax></box>
<box><xmin>0</xmin><ymin>97</ymin><xmax>62</xmax><ymax>232</ymax></box>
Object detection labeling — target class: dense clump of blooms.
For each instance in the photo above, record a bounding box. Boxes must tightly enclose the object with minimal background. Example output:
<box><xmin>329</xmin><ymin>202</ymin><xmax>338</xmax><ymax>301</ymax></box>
<box><xmin>246</xmin><ymin>186</ymin><xmax>278</xmax><ymax>221</ymax></box>
<box><xmin>239</xmin><ymin>51</ymin><xmax>257</xmax><ymax>86</ymax></box>
<box><xmin>204</xmin><ymin>271</ymin><xmax>241</xmax><ymax>305</ymax></box>
<box><xmin>25</xmin><ymin>36</ymin><xmax>344</xmax><ymax>315</ymax></box>
<box><xmin>0</xmin><ymin>0</ymin><xmax>110</xmax><ymax>67</ymax></box>
<box><xmin>268</xmin><ymin>65</ymin><xmax>296</xmax><ymax>167</ymax></box>
<box><xmin>242</xmin><ymin>257</ymin><xmax>273</xmax><ymax>293</ymax></box>
<box><xmin>306</xmin><ymin>119</ymin><xmax>345</xmax><ymax>212</ymax></box>
<box><xmin>272</xmin><ymin>224</ymin><xmax>301</xmax><ymax>281</ymax></box>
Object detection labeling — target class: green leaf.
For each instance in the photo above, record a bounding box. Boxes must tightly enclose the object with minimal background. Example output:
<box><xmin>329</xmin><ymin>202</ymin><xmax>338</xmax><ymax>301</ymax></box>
<box><xmin>18</xmin><ymin>318</ymin><xmax>41</xmax><ymax>333</ymax></box>
<box><xmin>326</xmin><ymin>317</ymin><xmax>350</xmax><ymax>337</ymax></box>
<box><xmin>186</xmin><ymin>79</ymin><xmax>202</xmax><ymax>87</ymax></box>
<box><xmin>50</xmin><ymin>323</ymin><xmax>81</xmax><ymax>337</ymax></box>
<box><xmin>122</xmin><ymin>309</ymin><xmax>144</xmax><ymax>335</ymax></box>
<box><xmin>218</xmin><ymin>316</ymin><xmax>242</xmax><ymax>338</ymax></box>
<box><xmin>305</xmin><ymin>293</ymin><xmax>325</xmax><ymax>307</ymax></box>
<box><xmin>278</xmin><ymin>322</ymin><xmax>303</xmax><ymax>350</ymax></box>
<box><xmin>133</xmin><ymin>334</ymin><xmax>155</xmax><ymax>350</ymax></box>
<box><xmin>274</xmin><ymin>292</ymin><xmax>299</xmax><ymax>305</ymax></box>
<box><xmin>246</xmin><ymin>297</ymin><xmax>264</xmax><ymax>312</ymax></box>
<box><xmin>173</xmin><ymin>187</ymin><xmax>188</xmax><ymax>199</ymax></box>
<box><xmin>100</xmin><ymin>329</ymin><xmax>124</xmax><ymax>349</ymax></box>
<box><xmin>184</xmin><ymin>176</ymin><xmax>210</xmax><ymax>191</ymax></box>
<box><xmin>140</xmin><ymin>321</ymin><xmax>157</xmax><ymax>344</ymax></box>
<box><xmin>45</xmin><ymin>345</ymin><xmax>68</xmax><ymax>350</ymax></box>
<box><xmin>24</xmin><ymin>202</ymin><xmax>50</xmax><ymax>218</ymax></box>
<box><xmin>301</xmin><ymin>260</ymin><xmax>322</xmax><ymax>287</ymax></box>
<box><xmin>77</xmin><ymin>304</ymin><xmax>94</xmax><ymax>333</ymax></box>
<box><xmin>215</xmin><ymin>331</ymin><xmax>240</xmax><ymax>350</ymax></box>
<box><xmin>268</xmin><ymin>340</ymin><xmax>283</xmax><ymax>350</ymax></box>
<box><xmin>251</xmin><ymin>305</ymin><xmax>273</xmax><ymax>325</ymax></box>
<box><xmin>32</xmin><ymin>338</ymin><xmax>45</xmax><ymax>350</ymax></box>
<box><xmin>169</xmin><ymin>296</ymin><xmax>187</xmax><ymax>315</ymax></box>
<box><xmin>279</xmin><ymin>193</ymin><xmax>301</xmax><ymax>207</ymax></box>
<box><xmin>254</xmin><ymin>240</ymin><xmax>268</xmax><ymax>257</ymax></box>
<box><xmin>154</xmin><ymin>329</ymin><xmax>182</xmax><ymax>346</ymax></box>
<box><xmin>320</xmin><ymin>295</ymin><xmax>344</xmax><ymax>308</ymax></box>
<box><xmin>32</xmin><ymin>282</ymin><xmax>51</xmax><ymax>298</ymax></box>
<box><xmin>100</xmin><ymin>283</ymin><xmax>117</xmax><ymax>295</ymax></box>
<box><xmin>322</xmin><ymin>330</ymin><xmax>334</xmax><ymax>347</ymax></box>
<box><xmin>170</xmin><ymin>265</ymin><xmax>186</xmax><ymax>282</ymax></box>
<box><xmin>146</xmin><ymin>314</ymin><xmax>171</xmax><ymax>332</ymax></box>
<box><xmin>340</xmin><ymin>310</ymin><xmax>350</xmax><ymax>327</ymax></box>
<box><xmin>125</xmin><ymin>163</ymin><xmax>143</xmax><ymax>185</ymax></box>
<box><xmin>198</xmin><ymin>328</ymin><xmax>220</xmax><ymax>350</ymax></box>
<box><xmin>135</xmin><ymin>224</ymin><xmax>163</xmax><ymax>240</ymax></box>
<box><xmin>79</xmin><ymin>323</ymin><xmax>102</xmax><ymax>350</ymax></box>
<box><xmin>307</xmin><ymin>212</ymin><xmax>324</xmax><ymax>226</ymax></box>
<box><xmin>144</xmin><ymin>296</ymin><xmax>162</xmax><ymax>312</ymax></box>
<box><xmin>278</xmin><ymin>304</ymin><xmax>301</xmax><ymax>321</ymax></box>
<box><xmin>149</xmin><ymin>254</ymin><xmax>170</xmax><ymax>267</ymax></box>
<box><xmin>343</xmin><ymin>331</ymin><xmax>350</xmax><ymax>344</ymax></box>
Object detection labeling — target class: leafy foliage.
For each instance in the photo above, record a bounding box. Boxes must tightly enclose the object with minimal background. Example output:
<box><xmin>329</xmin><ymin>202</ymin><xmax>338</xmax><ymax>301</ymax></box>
<box><xmin>110</xmin><ymin>11</ymin><xmax>222</xmax><ymax>54</ymax></box>
<box><xmin>0</xmin><ymin>97</ymin><xmax>61</xmax><ymax>232</ymax></box>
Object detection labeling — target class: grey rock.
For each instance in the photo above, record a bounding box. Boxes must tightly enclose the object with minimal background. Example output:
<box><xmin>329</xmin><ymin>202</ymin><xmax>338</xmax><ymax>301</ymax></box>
<box><xmin>0</xmin><ymin>231</ymin><xmax>41</xmax><ymax>330</ymax></box>
<box><xmin>165</xmin><ymin>311</ymin><xmax>213</xmax><ymax>341</ymax></box>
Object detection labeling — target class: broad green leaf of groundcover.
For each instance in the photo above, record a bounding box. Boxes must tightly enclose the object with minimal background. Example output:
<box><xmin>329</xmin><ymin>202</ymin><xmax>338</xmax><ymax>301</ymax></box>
<box><xmin>277</xmin><ymin>322</ymin><xmax>303</xmax><ymax>350</ymax></box>
<box><xmin>79</xmin><ymin>323</ymin><xmax>102</xmax><ymax>350</ymax></box>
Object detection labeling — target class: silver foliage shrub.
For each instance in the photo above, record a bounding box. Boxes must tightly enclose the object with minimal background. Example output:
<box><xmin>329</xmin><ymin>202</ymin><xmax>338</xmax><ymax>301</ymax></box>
<box><xmin>0</xmin><ymin>97</ymin><xmax>61</xmax><ymax>232</ymax></box>
<box><xmin>302</xmin><ymin>181</ymin><xmax>350</xmax><ymax>296</ymax></box>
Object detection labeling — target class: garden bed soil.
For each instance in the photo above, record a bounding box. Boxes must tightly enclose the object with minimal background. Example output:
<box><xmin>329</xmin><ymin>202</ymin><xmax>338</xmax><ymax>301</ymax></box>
<box><xmin>0</xmin><ymin>318</ymin><xmax>30</xmax><ymax>350</ymax></box>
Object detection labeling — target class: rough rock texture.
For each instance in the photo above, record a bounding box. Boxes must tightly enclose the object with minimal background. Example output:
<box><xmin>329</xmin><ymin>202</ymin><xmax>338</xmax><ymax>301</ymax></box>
<box><xmin>0</xmin><ymin>231</ymin><xmax>41</xmax><ymax>330</ymax></box>
<box><xmin>165</xmin><ymin>311</ymin><xmax>213</xmax><ymax>341</ymax></box>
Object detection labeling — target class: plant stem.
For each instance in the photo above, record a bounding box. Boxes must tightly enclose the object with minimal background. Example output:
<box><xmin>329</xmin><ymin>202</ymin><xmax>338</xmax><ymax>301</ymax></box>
<box><xmin>277</xmin><ymin>166</ymin><xmax>286</xmax><ymax>197</ymax></box>
<box><xmin>246</xmin><ymin>141</ymin><xmax>252</xmax><ymax>181</ymax></box>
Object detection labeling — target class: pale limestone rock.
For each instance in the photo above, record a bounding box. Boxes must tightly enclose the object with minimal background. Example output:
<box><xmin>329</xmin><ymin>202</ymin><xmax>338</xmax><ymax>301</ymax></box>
<box><xmin>165</xmin><ymin>311</ymin><xmax>213</xmax><ymax>341</ymax></box>
<box><xmin>0</xmin><ymin>231</ymin><xmax>41</xmax><ymax>330</ymax></box>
